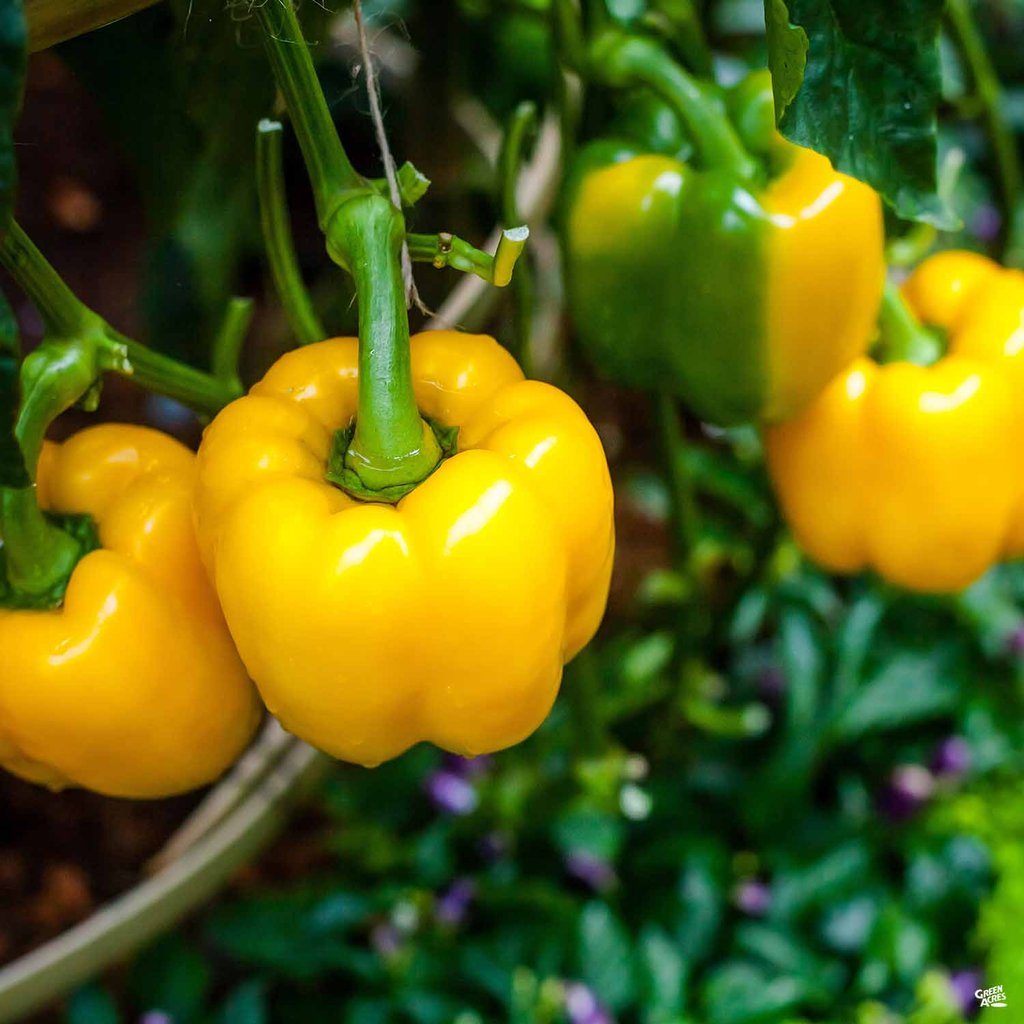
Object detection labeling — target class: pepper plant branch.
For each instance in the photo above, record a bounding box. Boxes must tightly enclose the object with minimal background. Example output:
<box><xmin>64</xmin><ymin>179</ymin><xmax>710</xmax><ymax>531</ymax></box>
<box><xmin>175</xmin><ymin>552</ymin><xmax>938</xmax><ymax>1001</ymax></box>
<box><xmin>256</xmin><ymin>119</ymin><xmax>326</xmax><ymax>346</ymax></box>
<box><xmin>499</xmin><ymin>101</ymin><xmax>539</xmax><ymax>371</ymax></box>
<box><xmin>0</xmin><ymin>221</ymin><xmax>241</xmax><ymax>416</ymax></box>
<box><xmin>946</xmin><ymin>0</ymin><xmax>1021</xmax><ymax>252</ymax></box>
<box><xmin>406</xmin><ymin>227</ymin><xmax>529</xmax><ymax>286</ymax></box>
<box><xmin>589</xmin><ymin>31</ymin><xmax>756</xmax><ymax>182</ymax></box>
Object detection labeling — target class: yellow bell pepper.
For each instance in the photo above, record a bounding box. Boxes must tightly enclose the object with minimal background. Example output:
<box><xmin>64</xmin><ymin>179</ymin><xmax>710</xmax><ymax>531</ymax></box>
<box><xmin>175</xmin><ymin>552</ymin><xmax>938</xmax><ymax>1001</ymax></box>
<box><xmin>766</xmin><ymin>251</ymin><xmax>1024</xmax><ymax>593</ymax></box>
<box><xmin>0</xmin><ymin>425</ymin><xmax>261</xmax><ymax>797</ymax></box>
<box><xmin>194</xmin><ymin>331</ymin><xmax>615</xmax><ymax>766</ymax></box>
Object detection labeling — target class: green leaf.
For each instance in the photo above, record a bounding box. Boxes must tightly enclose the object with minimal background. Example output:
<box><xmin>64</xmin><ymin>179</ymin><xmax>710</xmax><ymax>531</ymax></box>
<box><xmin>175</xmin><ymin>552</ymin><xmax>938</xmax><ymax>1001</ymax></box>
<box><xmin>830</xmin><ymin>647</ymin><xmax>961</xmax><ymax>741</ymax></box>
<box><xmin>129</xmin><ymin>935</ymin><xmax>211</xmax><ymax>1022</ymax></box>
<box><xmin>638</xmin><ymin>926</ymin><xmax>687</xmax><ymax>1021</ymax></box>
<box><xmin>577</xmin><ymin>902</ymin><xmax>636</xmax><ymax>1011</ymax></box>
<box><xmin>218</xmin><ymin>981</ymin><xmax>268</xmax><ymax>1024</ymax></box>
<box><xmin>66</xmin><ymin>984</ymin><xmax>120</xmax><ymax>1024</ymax></box>
<box><xmin>0</xmin><ymin>0</ymin><xmax>25</xmax><ymax>227</ymax></box>
<box><xmin>770</xmin><ymin>0</ymin><xmax>954</xmax><ymax>227</ymax></box>
<box><xmin>764</xmin><ymin>0</ymin><xmax>807</xmax><ymax>122</ymax></box>
<box><xmin>0</xmin><ymin>290</ymin><xmax>27</xmax><ymax>488</ymax></box>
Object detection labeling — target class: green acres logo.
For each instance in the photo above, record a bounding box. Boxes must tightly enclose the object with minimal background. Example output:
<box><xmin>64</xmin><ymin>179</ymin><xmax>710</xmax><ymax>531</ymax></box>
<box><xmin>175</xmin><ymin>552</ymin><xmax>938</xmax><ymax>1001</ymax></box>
<box><xmin>976</xmin><ymin>984</ymin><xmax>1008</xmax><ymax>1008</ymax></box>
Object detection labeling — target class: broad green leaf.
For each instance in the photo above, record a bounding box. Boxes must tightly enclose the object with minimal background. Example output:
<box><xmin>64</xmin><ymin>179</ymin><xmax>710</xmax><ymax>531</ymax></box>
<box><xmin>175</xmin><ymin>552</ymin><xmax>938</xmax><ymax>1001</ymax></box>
<box><xmin>577</xmin><ymin>902</ymin><xmax>636</xmax><ymax>1011</ymax></box>
<box><xmin>0</xmin><ymin>0</ymin><xmax>25</xmax><ymax>227</ymax></box>
<box><xmin>768</xmin><ymin>0</ymin><xmax>954</xmax><ymax>227</ymax></box>
<box><xmin>764</xmin><ymin>0</ymin><xmax>807</xmax><ymax>122</ymax></box>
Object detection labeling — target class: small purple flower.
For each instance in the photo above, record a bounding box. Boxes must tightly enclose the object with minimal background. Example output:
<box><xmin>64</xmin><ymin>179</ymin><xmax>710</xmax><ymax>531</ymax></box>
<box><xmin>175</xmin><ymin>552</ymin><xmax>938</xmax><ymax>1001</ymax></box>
<box><xmin>564</xmin><ymin>982</ymin><xmax>614</xmax><ymax>1024</ymax></box>
<box><xmin>930</xmin><ymin>736</ymin><xmax>972</xmax><ymax>779</ymax></box>
<box><xmin>880</xmin><ymin>764</ymin><xmax>936</xmax><ymax>822</ymax></box>
<box><xmin>370</xmin><ymin>921</ymin><xmax>403</xmax><ymax>958</ymax></box>
<box><xmin>139</xmin><ymin>1014</ymin><xmax>174</xmax><ymax>1024</ymax></box>
<box><xmin>970</xmin><ymin>204</ymin><xmax>1002</xmax><ymax>244</ymax></box>
<box><xmin>1005</xmin><ymin>625</ymin><xmax>1024</xmax><ymax>658</ymax></box>
<box><xmin>478</xmin><ymin>831</ymin><xmax>509</xmax><ymax>862</ymax></box>
<box><xmin>733</xmin><ymin>879</ymin><xmax>772</xmax><ymax>917</ymax></box>
<box><xmin>565</xmin><ymin>851</ymin><xmax>617</xmax><ymax>893</ymax></box>
<box><xmin>757</xmin><ymin>664</ymin><xmax>786</xmax><ymax>701</ymax></box>
<box><xmin>949</xmin><ymin>969</ymin><xmax>984</xmax><ymax>1019</ymax></box>
<box><xmin>443</xmin><ymin>753</ymin><xmax>493</xmax><ymax>778</ymax></box>
<box><xmin>436</xmin><ymin>877</ymin><xmax>476</xmax><ymax>927</ymax></box>
<box><xmin>425</xmin><ymin>770</ymin><xmax>478</xmax><ymax>815</ymax></box>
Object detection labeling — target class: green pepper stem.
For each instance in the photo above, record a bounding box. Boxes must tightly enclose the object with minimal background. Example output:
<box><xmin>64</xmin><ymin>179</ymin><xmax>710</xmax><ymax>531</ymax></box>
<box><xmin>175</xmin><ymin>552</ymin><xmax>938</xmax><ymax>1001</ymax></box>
<box><xmin>591</xmin><ymin>32</ymin><xmax>757</xmax><ymax>182</ymax></box>
<box><xmin>253</xmin><ymin>0</ymin><xmax>363</xmax><ymax>227</ymax></box>
<box><xmin>0</xmin><ymin>488</ymin><xmax>80</xmax><ymax>598</ymax></box>
<box><xmin>878</xmin><ymin>281</ymin><xmax>943</xmax><ymax>365</ymax></box>
<box><xmin>256</xmin><ymin>119</ymin><xmax>326</xmax><ymax>346</ymax></box>
<box><xmin>0</xmin><ymin>339</ymin><xmax>100</xmax><ymax>600</ymax></box>
<box><xmin>0</xmin><ymin>221</ymin><xmax>240</xmax><ymax>416</ymax></box>
<box><xmin>329</xmin><ymin>194</ymin><xmax>440</xmax><ymax>494</ymax></box>
<box><xmin>946</xmin><ymin>0</ymin><xmax>1020</xmax><ymax>253</ymax></box>
<box><xmin>406</xmin><ymin>227</ymin><xmax>529</xmax><ymax>286</ymax></box>
<box><xmin>211</xmin><ymin>297</ymin><xmax>253</xmax><ymax>392</ymax></box>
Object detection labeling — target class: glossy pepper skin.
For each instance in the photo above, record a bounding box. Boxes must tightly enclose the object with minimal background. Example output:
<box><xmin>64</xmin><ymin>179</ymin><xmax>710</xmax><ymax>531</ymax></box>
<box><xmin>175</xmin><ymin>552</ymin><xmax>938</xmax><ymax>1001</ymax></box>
<box><xmin>564</xmin><ymin>72</ymin><xmax>885</xmax><ymax>425</ymax></box>
<box><xmin>766</xmin><ymin>251</ymin><xmax>1024</xmax><ymax>593</ymax></box>
<box><xmin>194</xmin><ymin>331</ymin><xmax>614</xmax><ymax>767</ymax></box>
<box><xmin>0</xmin><ymin>425</ymin><xmax>260</xmax><ymax>797</ymax></box>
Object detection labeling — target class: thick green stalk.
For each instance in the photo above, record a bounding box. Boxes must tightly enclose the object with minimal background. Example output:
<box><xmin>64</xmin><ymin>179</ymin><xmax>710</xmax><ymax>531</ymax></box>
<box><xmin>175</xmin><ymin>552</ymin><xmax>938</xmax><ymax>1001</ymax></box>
<box><xmin>330</xmin><ymin>194</ymin><xmax>440</xmax><ymax>496</ymax></box>
<box><xmin>253</xmin><ymin>0</ymin><xmax>363</xmax><ymax>226</ymax></box>
<box><xmin>591</xmin><ymin>31</ymin><xmax>757</xmax><ymax>182</ymax></box>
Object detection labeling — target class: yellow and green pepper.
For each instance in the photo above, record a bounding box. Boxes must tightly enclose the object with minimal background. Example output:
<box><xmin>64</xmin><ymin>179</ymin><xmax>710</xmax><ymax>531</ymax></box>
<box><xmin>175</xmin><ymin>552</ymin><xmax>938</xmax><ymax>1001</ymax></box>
<box><xmin>564</xmin><ymin>63</ymin><xmax>886</xmax><ymax>425</ymax></box>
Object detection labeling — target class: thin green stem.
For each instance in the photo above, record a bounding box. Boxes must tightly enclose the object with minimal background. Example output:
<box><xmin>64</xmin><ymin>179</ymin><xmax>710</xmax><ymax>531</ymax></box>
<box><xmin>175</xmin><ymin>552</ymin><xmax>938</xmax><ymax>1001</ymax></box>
<box><xmin>406</xmin><ymin>228</ymin><xmax>529</xmax><ymax>285</ymax></box>
<box><xmin>655</xmin><ymin>391</ymin><xmax>699</xmax><ymax>574</ymax></box>
<box><xmin>499</xmin><ymin>102</ymin><xmax>539</xmax><ymax>373</ymax></box>
<box><xmin>878</xmin><ymin>281</ymin><xmax>943</xmax><ymax>365</ymax></box>
<box><xmin>211</xmin><ymin>297</ymin><xmax>253</xmax><ymax>392</ymax></box>
<box><xmin>946</xmin><ymin>0</ymin><xmax>1021</xmax><ymax>252</ymax></box>
<box><xmin>647</xmin><ymin>0</ymin><xmax>713</xmax><ymax>77</ymax></box>
<box><xmin>590</xmin><ymin>31</ymin><xmax>756</xmax><ymax>181</ymax></box>
<box><xmin>256</xmin><ymin>119</ymin><xmax>326</xmax><ymax>346</ymax></box>
<box><xmin>331</xmin><ymin>194</ymin><xmax>440</xmax><ymax>497</ymax></box>
<box><xmin>0</xmin><ymin>221</ymin><xmax>95</xmax><ymax>338</ymax></box>
<box><xmin>253</xmin><ymin>0</ymin><xmax>363</xmax><ymax>227</ymax></box>
<box><xmin>102</xmin><ymin>333</ymin><xmax>240</xmax><ymax>416</ymax></box>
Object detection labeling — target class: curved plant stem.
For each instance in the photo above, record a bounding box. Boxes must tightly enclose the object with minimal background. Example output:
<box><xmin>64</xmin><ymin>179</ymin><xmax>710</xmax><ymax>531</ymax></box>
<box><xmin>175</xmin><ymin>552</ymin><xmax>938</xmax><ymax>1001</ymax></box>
<box><xmin>591</xmin><ymin>31</ymin><xmax>756</xmax><ymax>182</ymax></box>
<box><xmin>0</xmin><ymin>222</ymin><xmax>240</xmax><ymax>415</ymax></box>
<box><xmin>211</xmin><ymin>297</ymin><xmax>253</xmax><ymax>393</ymax></box>
<box><xmin>406</xmin><ymin>228</ymin><xmax>529</xmax><ymax>285</ymax></box>
<box><xmin>0</xmin><ymin>739</ymin><xmax>327</xmax><ymax>1024</ymax></box>
<box><xmin>499</xmin><ymin>102</ymin><xmax>538</xmax><ymax>371</ymax></box>
<box><xmin>256</xmin><ymin>119</ymin><xmax>326</xmax><ymax>346</ymax></box>
<box><xmin>946</xmin><ymin>0</ymin><xmax>1021</xmax><ymax>254</ymax></box>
